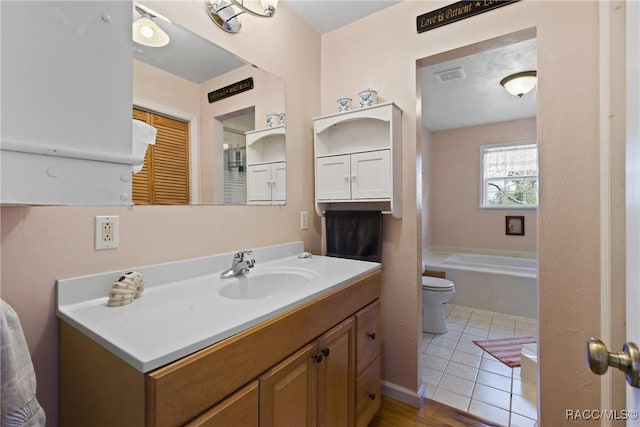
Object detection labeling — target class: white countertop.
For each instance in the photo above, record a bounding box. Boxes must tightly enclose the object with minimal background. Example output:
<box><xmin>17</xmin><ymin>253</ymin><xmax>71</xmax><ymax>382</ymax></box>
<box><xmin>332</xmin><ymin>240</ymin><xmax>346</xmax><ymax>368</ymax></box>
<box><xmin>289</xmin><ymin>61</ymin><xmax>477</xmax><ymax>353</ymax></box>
<box><xmin>56</xmin><ymin>242</ymin><xmax>380</xmax><ymax>373</ymax></box>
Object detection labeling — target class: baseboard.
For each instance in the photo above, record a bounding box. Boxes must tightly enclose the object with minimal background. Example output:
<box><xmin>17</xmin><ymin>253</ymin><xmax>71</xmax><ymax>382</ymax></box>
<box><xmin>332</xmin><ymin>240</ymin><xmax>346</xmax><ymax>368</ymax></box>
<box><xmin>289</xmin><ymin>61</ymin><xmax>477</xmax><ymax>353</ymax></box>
<box><xmin>381</xmin><ymin>380</ymin><xmax>421</xmax><ymax>408</ymax></box>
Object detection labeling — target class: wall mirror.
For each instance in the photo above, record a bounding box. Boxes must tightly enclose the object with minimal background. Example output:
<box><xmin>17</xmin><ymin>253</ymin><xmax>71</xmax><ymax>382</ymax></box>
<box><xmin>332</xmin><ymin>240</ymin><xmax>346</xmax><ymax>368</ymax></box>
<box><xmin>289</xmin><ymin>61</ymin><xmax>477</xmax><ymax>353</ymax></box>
<box><xmin>132</xmin><ymin>3</ymin><xmax>286</xmax><ymax>205</ymax></box>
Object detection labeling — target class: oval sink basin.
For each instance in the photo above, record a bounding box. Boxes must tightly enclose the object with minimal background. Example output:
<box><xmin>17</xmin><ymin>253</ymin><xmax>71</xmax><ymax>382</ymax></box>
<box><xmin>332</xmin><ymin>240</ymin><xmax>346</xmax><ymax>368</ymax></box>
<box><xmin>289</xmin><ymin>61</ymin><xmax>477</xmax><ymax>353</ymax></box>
<box><xmin>218</xmin><ymin>271</ymin><xmax>314</xmax><ymax>300</ymax></box>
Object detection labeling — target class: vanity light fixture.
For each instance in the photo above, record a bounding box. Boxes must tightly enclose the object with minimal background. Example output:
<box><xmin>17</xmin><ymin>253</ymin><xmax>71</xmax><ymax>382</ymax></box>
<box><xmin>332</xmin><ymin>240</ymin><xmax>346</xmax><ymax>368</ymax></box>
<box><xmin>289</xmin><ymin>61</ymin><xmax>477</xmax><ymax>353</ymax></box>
<box><xmin>132</xmin><ymin>5</ymin><xmax>170</xmax><ymax>47</ymax></box>
<box><xmin>206</xmin><ymin>0</ymin><xmax>278</xmax><ymax>34</ymax></box>
<box><xmin>500</xmin><ymin>71</ymin><xmax>537</xmax><ymax>98</ymax></box>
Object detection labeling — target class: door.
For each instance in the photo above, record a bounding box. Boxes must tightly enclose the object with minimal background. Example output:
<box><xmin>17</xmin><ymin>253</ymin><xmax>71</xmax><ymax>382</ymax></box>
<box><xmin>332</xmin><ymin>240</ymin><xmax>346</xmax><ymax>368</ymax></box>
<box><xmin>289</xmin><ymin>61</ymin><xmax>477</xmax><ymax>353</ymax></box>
<box><xmin>316</xmin><ymin>318</ymin><xmax>355</xmax><ymax>427</ymax></box>
<box><xmin>247</xmin><ymin>164</ymin><xmax>273</xmax><ymax>202</ymax></box>
<box><xmin>316</xmin><ymin>155</ymin><xmax>351</xmax><ymax>200</ymax></box>
<box><xmin>625</xmin><ymin>0</ymin><xmax>640</xmax><ymax>417</ymax></box>
<box><xmin>350</xmin><ymin>150</ymin><xmax>391</xmax><ymax>200</ymax></box>
<box><xmin>590</xmin><ymin>3</ymin><xmax>640</xmax><ymax>422</ymax></box>
<box><xmin>272</xmin><ymin>162</ymin><xmax>287</xmax><ymax>202</ymax></box>
<box><xmin>259</xmin><ymin>342</ymin><xmax>318</xmax><ymax>427</ymax></box>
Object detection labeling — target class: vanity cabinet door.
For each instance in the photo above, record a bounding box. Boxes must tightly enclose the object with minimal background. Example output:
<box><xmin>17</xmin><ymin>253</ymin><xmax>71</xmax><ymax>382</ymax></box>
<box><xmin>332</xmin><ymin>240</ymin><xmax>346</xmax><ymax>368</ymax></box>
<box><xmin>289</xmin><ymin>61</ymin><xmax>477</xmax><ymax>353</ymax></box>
<box><xmin>185</xmin><ymin>381</ymin><xmax>258</xmax><ymax>427</ymax></box>
<box><xmin>317</xmin><ymin>317</ymin><xmax>355</xmax><ymax>427</ymax></box>
<box><xmin>316</xmin><ymin>155</ymin><xmax>351</xmax><ymax>200</ymax></box>
<box><xmin>260</xmin><ymin>342</ymin><xmax>318</xmax><ymax>427</ymax></box>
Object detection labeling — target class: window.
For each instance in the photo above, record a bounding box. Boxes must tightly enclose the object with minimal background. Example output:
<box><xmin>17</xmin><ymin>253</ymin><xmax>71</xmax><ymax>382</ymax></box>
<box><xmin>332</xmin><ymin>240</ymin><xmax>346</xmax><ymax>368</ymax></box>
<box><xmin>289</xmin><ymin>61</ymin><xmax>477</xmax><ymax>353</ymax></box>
<box><xmin>480</xmin><ymin>141</ymin><xmax>538</xmax><ymax>209</ymax></box>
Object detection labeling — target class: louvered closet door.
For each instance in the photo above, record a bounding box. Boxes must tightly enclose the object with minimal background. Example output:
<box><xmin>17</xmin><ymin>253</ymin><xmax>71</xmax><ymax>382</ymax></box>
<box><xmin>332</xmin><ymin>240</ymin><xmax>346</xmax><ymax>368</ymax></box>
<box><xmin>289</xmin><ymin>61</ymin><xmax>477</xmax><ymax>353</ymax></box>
<box><xmin>132</xmin><ymin>109</ymin><xmax>190</xmax><ymax>205</ymax></box>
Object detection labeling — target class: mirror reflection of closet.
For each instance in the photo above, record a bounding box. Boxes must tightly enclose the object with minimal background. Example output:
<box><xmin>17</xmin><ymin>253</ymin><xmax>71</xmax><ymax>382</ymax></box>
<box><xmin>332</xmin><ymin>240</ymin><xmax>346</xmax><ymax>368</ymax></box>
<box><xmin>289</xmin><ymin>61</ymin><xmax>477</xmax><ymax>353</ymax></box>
<box><xmin>132</xmin><ymin>4</ymin><xmax>285</xmax><ymax>206</ymax></box>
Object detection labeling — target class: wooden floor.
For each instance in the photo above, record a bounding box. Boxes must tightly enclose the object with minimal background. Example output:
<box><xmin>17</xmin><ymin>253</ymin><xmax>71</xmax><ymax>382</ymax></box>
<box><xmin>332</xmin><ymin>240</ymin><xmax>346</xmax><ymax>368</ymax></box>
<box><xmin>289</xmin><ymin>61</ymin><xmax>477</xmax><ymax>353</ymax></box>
<box><xmin>369</xmin><ymin>396</ymin><xmax>504</xmax><ymax>427</ymax></box>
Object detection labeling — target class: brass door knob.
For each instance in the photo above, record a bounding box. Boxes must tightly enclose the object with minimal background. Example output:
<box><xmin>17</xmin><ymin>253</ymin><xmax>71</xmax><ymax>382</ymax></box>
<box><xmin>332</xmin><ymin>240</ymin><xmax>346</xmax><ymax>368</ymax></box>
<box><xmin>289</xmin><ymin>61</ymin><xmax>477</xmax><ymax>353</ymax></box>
<box><xmin>586</xmin><ymin>338</ymin><xmax>640</xmax><ymax>387</ymax></box>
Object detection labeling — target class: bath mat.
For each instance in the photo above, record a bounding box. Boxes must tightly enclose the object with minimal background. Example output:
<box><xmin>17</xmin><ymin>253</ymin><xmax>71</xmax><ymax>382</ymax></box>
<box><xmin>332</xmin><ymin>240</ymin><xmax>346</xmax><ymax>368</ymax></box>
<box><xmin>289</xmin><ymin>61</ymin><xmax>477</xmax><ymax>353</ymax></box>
<box><xmin>473</xmin><ymin>336</ymin><xmax>536</xmax><ymax>368</ymax></box>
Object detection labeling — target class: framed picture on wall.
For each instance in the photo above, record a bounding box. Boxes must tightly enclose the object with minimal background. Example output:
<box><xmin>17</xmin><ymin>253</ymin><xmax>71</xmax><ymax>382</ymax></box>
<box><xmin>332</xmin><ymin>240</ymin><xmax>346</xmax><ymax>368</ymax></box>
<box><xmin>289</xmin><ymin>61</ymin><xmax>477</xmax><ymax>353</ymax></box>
<box><xmin>506</xmin><ymin>216</ymin><xmax>525</xmax><ymax>236</ymax></box>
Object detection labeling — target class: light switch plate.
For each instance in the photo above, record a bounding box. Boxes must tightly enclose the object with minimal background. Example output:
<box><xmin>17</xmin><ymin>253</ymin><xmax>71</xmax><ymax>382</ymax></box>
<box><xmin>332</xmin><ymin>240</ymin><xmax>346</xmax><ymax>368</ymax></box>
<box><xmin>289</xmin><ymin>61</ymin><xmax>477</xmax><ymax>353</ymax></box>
<box><xmin>300</xmin><ymin>211</ymin><xmax>309</xmax><ymax>230</ymax></box>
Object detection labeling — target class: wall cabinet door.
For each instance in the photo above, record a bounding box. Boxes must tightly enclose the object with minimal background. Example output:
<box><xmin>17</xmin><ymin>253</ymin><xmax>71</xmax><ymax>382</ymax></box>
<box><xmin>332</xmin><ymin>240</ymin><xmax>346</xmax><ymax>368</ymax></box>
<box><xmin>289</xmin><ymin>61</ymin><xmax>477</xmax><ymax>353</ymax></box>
<box><xmin>260</xmin><ymin>343</ymin><xmax>318</xmax><ymax>427</ymax></box>
<box><xmin>247</xmin><ymin>164</ymin><xmax>274</xmax><ymax>201</ymax></box>
<box><xmin>316</xmin><ymin>155</ymin><xmax>351</xmax><ymax>200</ymax></box>
<box><xmin>247</xmin><ymin>162</ymin><xmax>286</xmax><ymax>203</ymax></box>
<box><xmin>272</xmin><ymin>162</ymin><xmax>287</xmax><ymax>202</ymax></box>
<box><xmin>350</xmin><ymin>150</ymin><xmax>390</xmax><ymax>200</ymax></box>
<box><xmin>317</xmin><ymin>318</ymin><xmax>355</xmax><ymax>427</ymax></box>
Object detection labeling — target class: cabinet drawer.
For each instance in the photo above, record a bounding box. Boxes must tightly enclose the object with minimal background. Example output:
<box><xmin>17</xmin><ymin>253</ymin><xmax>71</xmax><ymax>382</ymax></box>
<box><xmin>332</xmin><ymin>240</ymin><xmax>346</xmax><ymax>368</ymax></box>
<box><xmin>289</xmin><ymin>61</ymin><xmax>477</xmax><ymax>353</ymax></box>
<box><xmin>355</xmin><ymin>356</ymin><xmax>381</xmax><ymax>427</ymax></box>
<box><xmin>356</xmin><ymin>300</ymin><xmax>381</xmax><ymax>374</ymax></box>
<box><xmin>185</xmin><ymin>381</ymin><xmax>258</xmax><ymax>427</ymax></box>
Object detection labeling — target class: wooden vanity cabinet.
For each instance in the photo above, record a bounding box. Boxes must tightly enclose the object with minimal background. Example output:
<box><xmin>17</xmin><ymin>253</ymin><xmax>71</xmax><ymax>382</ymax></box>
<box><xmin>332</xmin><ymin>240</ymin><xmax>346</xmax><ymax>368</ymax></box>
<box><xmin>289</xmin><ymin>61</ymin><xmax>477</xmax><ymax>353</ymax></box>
<box><xmin>59</xmin><ymin>270</ymin><xmax>381</xmax><ymax>427</ymax></box>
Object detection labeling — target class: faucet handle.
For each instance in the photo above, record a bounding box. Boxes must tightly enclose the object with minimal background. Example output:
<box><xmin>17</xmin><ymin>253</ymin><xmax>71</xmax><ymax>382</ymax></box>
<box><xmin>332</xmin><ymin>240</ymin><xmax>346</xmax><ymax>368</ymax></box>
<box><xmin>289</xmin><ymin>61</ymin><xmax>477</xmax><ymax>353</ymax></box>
<box><xmin>234</xmin><ymin>250</ymin><xmax>252</xmax><ymax>261</ymax></box>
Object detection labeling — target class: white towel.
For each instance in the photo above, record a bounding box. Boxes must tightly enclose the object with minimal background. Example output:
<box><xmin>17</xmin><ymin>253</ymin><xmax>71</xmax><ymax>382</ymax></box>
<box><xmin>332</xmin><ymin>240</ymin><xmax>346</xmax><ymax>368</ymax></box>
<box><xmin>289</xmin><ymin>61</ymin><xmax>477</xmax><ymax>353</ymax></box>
<box><xmin>0</xmin><ymin>300</ymin><xmax>46</xmax><ymax>426</ymax></box>
<box><xmin>132</xmin><ymin>119</ymin><xmax>157</xmax><ymax>173</ymax></box>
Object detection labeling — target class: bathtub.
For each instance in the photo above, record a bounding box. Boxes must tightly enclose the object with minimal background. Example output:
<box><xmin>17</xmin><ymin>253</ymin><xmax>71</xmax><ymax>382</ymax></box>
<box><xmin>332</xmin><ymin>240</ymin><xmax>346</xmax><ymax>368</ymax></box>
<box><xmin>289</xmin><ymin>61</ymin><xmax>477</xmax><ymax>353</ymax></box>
<box><xmin>424</xmin><ymin>249</ymin><xmax>538</xmax><ymax>319</ymax></box>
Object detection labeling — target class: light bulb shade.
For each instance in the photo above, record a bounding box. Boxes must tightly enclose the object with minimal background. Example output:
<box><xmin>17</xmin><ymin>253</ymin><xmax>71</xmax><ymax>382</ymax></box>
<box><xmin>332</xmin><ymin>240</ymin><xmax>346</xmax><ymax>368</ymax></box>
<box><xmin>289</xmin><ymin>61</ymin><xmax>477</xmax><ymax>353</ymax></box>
<box><xmin>133</xmin><ymin>17</ymin><xmax>169</xmax><ymax>47</ymax></box>
<box><xmin>500</xmin><ymin>71</ymin><xmax>537</xmax><ymax>98</ymax></box>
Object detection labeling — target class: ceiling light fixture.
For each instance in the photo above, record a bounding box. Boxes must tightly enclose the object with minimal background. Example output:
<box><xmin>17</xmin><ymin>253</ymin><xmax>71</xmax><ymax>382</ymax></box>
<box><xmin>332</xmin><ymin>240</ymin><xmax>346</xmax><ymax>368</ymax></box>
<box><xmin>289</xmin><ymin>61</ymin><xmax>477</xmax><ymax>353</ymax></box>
<box><xmin>500</xmin><ymin>71</ymin><xmax>537</xmax><ymax>98</ymax></box>
<box><xmin>132</xmin><ymin>5</ymin><xmax>170</xmax><ymax>47</ymax></box>
<box><xmin>206</xmin><ymin>0</ymin><xmax>278</xmax><ymax>34</ymax></box>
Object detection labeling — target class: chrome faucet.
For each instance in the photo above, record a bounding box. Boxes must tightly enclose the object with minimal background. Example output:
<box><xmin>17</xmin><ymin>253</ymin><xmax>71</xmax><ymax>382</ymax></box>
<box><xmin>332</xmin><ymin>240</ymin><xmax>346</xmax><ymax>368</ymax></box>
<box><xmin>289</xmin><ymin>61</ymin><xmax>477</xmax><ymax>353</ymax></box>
<box><xmin>220</xmin><ymin>250</ymin><xmax>255</xmax><ymax>279</ymax></box>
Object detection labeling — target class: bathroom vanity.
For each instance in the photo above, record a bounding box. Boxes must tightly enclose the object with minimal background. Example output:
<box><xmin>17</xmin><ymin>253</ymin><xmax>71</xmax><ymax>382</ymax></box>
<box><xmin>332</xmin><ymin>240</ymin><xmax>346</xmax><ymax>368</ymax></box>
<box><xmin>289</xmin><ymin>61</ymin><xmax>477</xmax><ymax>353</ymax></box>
<box><xmin>57</xmin><ymin>243</ymin><xmax>381</xmax><ymax>426</ymax></box>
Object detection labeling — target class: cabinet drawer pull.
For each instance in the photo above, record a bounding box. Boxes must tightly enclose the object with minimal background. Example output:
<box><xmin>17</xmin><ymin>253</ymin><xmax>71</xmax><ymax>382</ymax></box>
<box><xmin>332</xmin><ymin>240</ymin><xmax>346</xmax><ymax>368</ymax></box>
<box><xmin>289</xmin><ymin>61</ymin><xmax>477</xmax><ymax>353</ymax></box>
<box><xmin>314</xmin><ymin>353</ymin><xmax>324</xmax><ymax>363</ymax></box>
<box><xmin>369</xmin><ymin>392</ymin><xmax>376</xmax><ymax>401</ymax></box>
<box><xmin>367</xmin><ymin>332</ymin><xmax>376</xmax><ymax>340</ymax></box>
<box><xmin>321</xmin><ymin>347</ymin><xmax>330</xmax><ymax>357</ymax></box>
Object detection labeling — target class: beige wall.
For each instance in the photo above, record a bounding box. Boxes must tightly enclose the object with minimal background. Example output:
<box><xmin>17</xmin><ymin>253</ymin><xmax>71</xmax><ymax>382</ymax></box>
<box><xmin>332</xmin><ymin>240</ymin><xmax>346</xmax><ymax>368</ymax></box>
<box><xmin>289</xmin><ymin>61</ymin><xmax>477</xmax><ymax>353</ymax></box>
<box><xmin>0</xmin><ymin>2</ymin><xmax>320</xmax><ymax>424</ymax></box>
<box><xmin>321</xmin><ymin>1</ymin><xmax>602</xmax><ymax>423</ymax></box>
<box><xmin>428</xmin><ymin>118</ymin><xmax>537</xmax><ymax>253</ymax></box>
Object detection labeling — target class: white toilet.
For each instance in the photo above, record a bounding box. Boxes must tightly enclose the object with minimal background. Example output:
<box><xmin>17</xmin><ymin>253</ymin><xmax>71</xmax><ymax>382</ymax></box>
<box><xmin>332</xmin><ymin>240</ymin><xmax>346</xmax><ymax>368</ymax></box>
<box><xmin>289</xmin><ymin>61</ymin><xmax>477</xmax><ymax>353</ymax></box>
<box><xmin>421</xmin><ymin>276</ymin><xmax>455</xmax><ymax>334</ymax></box>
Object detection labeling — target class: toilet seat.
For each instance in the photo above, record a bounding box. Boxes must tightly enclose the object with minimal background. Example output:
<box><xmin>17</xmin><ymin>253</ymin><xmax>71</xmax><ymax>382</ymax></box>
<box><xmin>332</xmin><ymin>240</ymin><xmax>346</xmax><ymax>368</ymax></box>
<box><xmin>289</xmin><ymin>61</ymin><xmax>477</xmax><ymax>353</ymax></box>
<box><xmin>422</xmin><ymin>276</ymin><xmax>454</xmax><ymax>292</ymax></box>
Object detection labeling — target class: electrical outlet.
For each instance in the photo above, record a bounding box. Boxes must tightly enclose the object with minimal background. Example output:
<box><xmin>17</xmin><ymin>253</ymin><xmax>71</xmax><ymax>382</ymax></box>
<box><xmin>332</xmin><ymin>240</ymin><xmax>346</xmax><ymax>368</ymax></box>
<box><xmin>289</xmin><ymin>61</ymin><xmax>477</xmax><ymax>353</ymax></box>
<box><xmin>300</xmin><ymin>211</ymin><xmax>309</xmax><ymax>230</ymax></box>
<box><xmin>95</xmin><ymin>216</ymin><xmax>119</xmax><ymax>250</ymax></box>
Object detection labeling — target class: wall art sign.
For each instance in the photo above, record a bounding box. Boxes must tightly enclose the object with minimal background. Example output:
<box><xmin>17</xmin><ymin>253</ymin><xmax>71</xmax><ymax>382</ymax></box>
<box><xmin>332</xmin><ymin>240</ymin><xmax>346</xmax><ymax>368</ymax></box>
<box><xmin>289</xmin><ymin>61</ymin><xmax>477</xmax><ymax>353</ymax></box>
<box><xmin>416</xmin><ymin>0</ymin><xmax>520</xmax><ymax>34</ymax></box>
<box><xmin>208</xmin><ymin>77</ymin><xmax>254</xmax><ymax>103</ymax></box>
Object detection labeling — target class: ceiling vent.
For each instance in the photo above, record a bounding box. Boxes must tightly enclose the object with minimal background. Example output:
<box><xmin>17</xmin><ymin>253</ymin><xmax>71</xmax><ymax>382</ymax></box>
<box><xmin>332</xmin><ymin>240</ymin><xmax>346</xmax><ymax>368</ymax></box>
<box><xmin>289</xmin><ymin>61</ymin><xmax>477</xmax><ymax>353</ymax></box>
<box><xmin>434</xmin><ymin>67</ymin><xmax>466</xmax><ymax>83</ymax></box>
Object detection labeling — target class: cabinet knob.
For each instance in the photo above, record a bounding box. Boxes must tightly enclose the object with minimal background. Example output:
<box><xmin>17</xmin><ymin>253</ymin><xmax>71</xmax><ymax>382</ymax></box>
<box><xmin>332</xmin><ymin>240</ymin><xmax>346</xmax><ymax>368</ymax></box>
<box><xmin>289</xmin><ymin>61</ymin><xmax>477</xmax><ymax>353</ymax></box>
<box><xmin>314</xmin><ymin>353</ymin><xmax>324</xmax><ymax>363</ymax></box>
<box><xmin>369</xmin><ymin>393</ymin><xmax>376</xmax><ymax>401</ymax></box>
<box><xmin>368</xmin><ymin>332</ymin><xmax>376</xmax><ymax>340</ymax></box>
<box><xmin>321</xmin><ymin>347</ymin><xmax>330</xmax><ymax>357</ymax></box>
<box><xmin>351</xmin><ymin>174</ymin><xmax>357</xmax><ymax>180</ymax></box>
<box><xmin>344</xmin><ymin>175</ymin><xmax>350</xmax><ymax>181</ymax></box>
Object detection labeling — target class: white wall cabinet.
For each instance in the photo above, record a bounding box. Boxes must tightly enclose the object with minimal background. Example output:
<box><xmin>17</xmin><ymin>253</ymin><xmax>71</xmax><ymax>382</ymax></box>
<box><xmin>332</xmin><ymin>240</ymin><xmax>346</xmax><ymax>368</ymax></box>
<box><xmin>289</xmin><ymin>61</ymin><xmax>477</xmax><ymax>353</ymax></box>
<box><xmin>246</xmin><ymin>126</ymin><xmax>286</xmax><ymax>205</ymax></box>
<box><xmin>313</xmin><ymin>102</ymin><xmax>402</xmax><ymax>218</ymax></box>
<box><xmin>247</xmin><ymin>162</ymin><xmax>286</xmax><ymax>204</ymax></box>
<box><xmin>1</xmin><ymin>1</ymin><xmax>136</xmax><ymax>205</ymax></box>
<box><xmin>316</xmin><ymin>151</ymin><xmax>391</xmax><ymax>201</ymax></box>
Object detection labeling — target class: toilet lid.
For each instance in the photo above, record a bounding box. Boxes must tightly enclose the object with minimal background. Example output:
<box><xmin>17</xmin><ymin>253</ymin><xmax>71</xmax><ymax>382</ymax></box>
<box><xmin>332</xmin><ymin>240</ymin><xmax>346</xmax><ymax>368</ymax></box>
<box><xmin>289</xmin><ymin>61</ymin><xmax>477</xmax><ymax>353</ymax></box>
<box><xmin>422</xmin><ymin>276</ymin><xmax>454</xmax><ymax>291</ymax></box>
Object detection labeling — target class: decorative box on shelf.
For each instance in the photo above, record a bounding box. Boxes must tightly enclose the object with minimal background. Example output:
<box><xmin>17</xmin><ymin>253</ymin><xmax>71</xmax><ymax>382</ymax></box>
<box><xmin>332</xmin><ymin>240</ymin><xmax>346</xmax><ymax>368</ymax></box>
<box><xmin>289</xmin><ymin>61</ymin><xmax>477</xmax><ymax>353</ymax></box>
<box><xmin>313</xmin><ymin>102</ymin><xmax>402</xmax><ymax>218</ymax></box>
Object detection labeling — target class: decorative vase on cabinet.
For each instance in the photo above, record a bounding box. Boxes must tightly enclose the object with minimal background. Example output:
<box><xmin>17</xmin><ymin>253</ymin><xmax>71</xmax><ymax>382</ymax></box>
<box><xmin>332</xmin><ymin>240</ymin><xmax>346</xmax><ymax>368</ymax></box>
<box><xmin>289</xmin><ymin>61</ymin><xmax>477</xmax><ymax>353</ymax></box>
<box><xmin>313</xmin><ymin>102</ymin><xmax>402</xmax><ymax>218</ymax></box>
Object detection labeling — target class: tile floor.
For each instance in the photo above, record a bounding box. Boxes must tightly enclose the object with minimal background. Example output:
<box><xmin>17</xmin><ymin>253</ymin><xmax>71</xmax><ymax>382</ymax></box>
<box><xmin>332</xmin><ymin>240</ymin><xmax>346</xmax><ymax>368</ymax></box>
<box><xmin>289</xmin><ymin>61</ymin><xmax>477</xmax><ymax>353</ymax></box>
<box><xmin>421</xmin><ymin>304</ymin><xmax>538</xmax><ymax>427</ymax></box>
